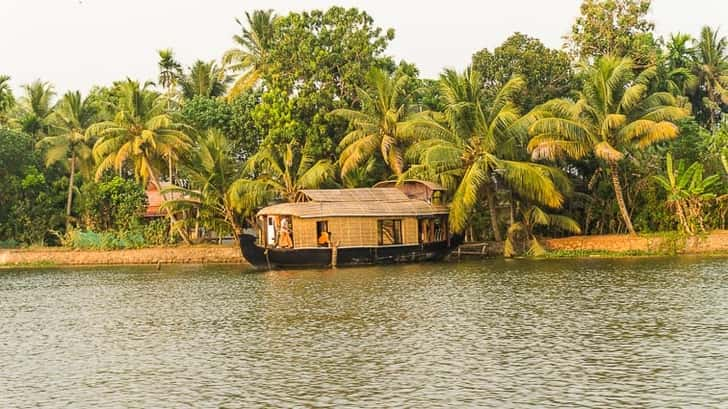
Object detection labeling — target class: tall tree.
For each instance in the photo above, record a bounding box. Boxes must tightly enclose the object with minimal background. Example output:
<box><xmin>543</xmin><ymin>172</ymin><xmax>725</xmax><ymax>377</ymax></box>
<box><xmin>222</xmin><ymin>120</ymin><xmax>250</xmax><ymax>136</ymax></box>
<box><xmin>17</xmin><ymin>80</ymin><xmax>55</xmax><ymax>138</ymax></box>
<box><xmin>566</xmin><ymin>0</ymin><xmax>654</xmax><ymax>63</ymax></box>
<box><xmin>0</xmin><ymin>75</ymin><xmax>14</xmax><ymax>126</ymax></box>
<box><xmin>223</xmin><ymin>9</ymin><xmax>276</xmax><ymax>98</ymax></box>
<box><xmin>332</xmin><ymin>68</ymin><xmax>439</xmax><ymax>178</ymax></box>
<box><xmin>690</xmin><ymin>26</ymin><xmax>728</xmax><ymax>128</ymax></box>
<box><xmin>528</xmin><ymin>56</ymin><xmax>690</xmax><ymax>234</ymax></box>
<box><xmin>406</xmin><ymin>69</ymin><xmax>569</xmax><ymax>239</ymax></box>
<box><xmin>472</xmin><ymin>33</ymin><xmax>574</xmax><ymax>111</ymax></box>
<box><xmin>162</xmin><ymin>130</ymin><xmax>258</xmax><ymax>241</ymax></box>
<box><xmin>89</xmin><ymin>80</ymin><xmax>193</xmax><ymax>241</ymax></box>
<box><xmin>253</xmin><ymin>7</ymin><xmax>395</xmax><ymax>157</ymax></box>
<box><xmin>179</xmin><ymin>60</ymin><xmax>230</xmax><ymax>100</ymax></box>
<box><xmin>36</xmin><ymin>91</ymin><xmax>97</xmax><ymax>226</ymax></box>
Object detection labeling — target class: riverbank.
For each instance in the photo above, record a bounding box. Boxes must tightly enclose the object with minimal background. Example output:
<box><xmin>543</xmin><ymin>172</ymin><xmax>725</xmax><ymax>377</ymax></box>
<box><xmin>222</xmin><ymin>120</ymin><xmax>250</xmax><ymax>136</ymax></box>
<box><xmin>454</xmin><ymin>230</ymin><xmax>728</xmax><ymax>258</ymax></box>
<box><xmin>0</xmin><ymin>245</ymin><xmax>244</xmax><ymax>267</ymax></box>
<box><xmin>1</xmin><ymin>231</ymin><xmax>726</xmax><ymax>267</ymax></box>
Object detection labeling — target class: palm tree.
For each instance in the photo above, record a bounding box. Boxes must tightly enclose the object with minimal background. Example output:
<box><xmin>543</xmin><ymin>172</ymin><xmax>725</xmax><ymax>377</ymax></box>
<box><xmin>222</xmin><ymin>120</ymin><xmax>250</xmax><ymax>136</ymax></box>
<box><xmin>244</xmin><ymin>140</ymin><xmax>336</xmax><ymax>203</ymax></box>
<box><xmin>659</xmin><ymin>33</ymin><xmax>696</xmax><ymax>100</ymax></box>
<box><xmin>179</xmin><ymin>60</ymin><xmax>230</xmax><ymax>99</ymax></box>
<box><xmin>162</xmin><ymin>130</ymin><xmax>261</xmax><ymax>242</ymax></box>
<box><xmin>17</xmin><ymin>80</ymin><xmax>55</xmax><ymax>138</ymax></box>
<box><xmin>332</xmin><ymin>67</ymin><xmax>440</xmax><ymax>178</ymax></box>
<box><xmin>529</xmin><ymin>56</ymin><xmax>690</xmax><ymax>235</ymax></box>
<box><xmin>36</xmin><ymin>91</ymin><xmax>97</xmax><ymax>226</ymax></box>
<box><xmin>653</xmin><ymin>153</ymin><xmax>721</xmax><ymax>234</ymax></box>
<box><xmin>690</xmin><ymin>26</ymin><xmax>728</xmax><ymax>128</ymax></box>
<box><xmin>406</xmin><ymin>68</ymin><xmax>568</xmax><ymax>240</ymax></box>
<box><xmin>222</xmin><ymin>9</ymin><xmax>276</xmax><ymax>99</ymax></box>
<box><xmin>89</xmin><ymin>79</ymin><xmax>193</xmax><ymax>241</ymax></box>
<box><xmin>158</xmin><ymin>49</ymin><xmax>182</xmax><ymax>93</ymax></box>
<box><xmin>0</xmin><ymin>75</ymin><xmax>14</xmax><ymax>125</ymax></box>
<box><xmin>504</xmin><ymin>205</ymin><xmax>581</xmax><ymax>257</ymax></box>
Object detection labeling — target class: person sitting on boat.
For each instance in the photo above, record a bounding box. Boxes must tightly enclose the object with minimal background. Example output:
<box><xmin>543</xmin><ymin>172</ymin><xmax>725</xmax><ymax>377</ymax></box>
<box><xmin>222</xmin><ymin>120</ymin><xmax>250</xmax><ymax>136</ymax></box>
<box><xmin>318</xmin><ymin>231</ymin><xmax>330</xmax><ymax>247</ymax></box>
<box><xmin>278</xmin><ymin>217</ymin><xmax>293</xmax><ymax>248</ymax></box>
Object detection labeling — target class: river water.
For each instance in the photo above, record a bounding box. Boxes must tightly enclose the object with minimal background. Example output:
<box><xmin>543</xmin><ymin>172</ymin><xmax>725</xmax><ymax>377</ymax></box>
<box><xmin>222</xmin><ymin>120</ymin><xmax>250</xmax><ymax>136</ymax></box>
<box><xmin>1</xmin><ymin>257</ymin><xmax>727</xmax><ymax>408</ymax></box>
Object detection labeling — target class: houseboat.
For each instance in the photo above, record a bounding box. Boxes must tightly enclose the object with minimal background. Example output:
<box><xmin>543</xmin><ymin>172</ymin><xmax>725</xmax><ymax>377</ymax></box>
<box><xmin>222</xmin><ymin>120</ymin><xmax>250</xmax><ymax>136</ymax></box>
<box><xmin>238</xmin><ymin>180</ymin><xmax>462</xmax><ymax>269</ymax></box>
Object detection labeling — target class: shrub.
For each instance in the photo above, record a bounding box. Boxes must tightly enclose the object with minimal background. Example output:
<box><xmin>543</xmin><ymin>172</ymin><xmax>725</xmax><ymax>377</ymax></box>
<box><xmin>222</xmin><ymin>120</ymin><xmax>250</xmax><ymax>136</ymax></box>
<box><xmin>61</xmin><ymin>229</ymin><xmax>146</xmax><ymax>250</ymax></box>
<box><xmin>143</xmin><ymin>218</ymin><xmax>171</xmax><ymax>246</ymax></box>
<box><xmin>78</xmin><ymin>177</ymin><xmax>147</xmax><ymax>231</ymax></box>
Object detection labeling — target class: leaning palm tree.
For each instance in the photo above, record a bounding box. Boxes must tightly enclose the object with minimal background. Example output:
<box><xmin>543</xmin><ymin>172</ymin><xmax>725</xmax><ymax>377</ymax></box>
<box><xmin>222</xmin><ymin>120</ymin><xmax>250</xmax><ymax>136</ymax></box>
<box><xmin>36</xmin><ymin>91</ymin><xmax>97</xmax><ymax>226</ymax></box>
<box><xmin>89</xmin><ymin>79</ymin><xmax>193</xmax><ymax>241</ymax></box>
<box><xmin>332</xmin><ymin>67</ymin><xmax>440</xmax><ymax>178</ymax></box>
<box><xmin>222</xmin><ymin>9</ymin><xmax>276</xmax><ymax>99</ymax></box>
<box><xmin>244</xmin><ymin>139</ymin><xmax>336</xmax><ymax>203</ymax></box>
<box><xmin>690</xmin><ymin>26</ymin><xmax>728</xmax><ymax>128</ymax></box>
<box><xmin>406</xmin><ymin>68</ymin><xmax>569</xmax><ymax>240</ymax></box>
<box><xmin>162</xmin><ymin>130</ymin><xmax>264</xmax><ymax>242</ymax></box>
<box><xmin>17</xmin><ymin>80</ymin><xmax>55</xmax><ymax>138</ymax></box>
<box><xmin>529</xmin><ymin>56</ymin><xmax>690</xmax><ymax>235</ymax></box>
<box><xmin>504</xmin><ymin>205</ymin><xmax>581</xmax><ymax>257</ymax></box>
<box><xmin>0</xmin><ymin>75</ymin><xmax>14</xmax><ymax>125</ymax></box>
<box><xmin>179</xmin><ymin>60</ymin><xmax>230</xmax><ymax>100</ymax></box>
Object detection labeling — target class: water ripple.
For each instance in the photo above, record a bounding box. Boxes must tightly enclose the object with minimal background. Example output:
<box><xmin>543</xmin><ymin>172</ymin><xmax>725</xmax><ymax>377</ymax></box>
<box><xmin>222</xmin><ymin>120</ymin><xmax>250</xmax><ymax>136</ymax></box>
<box><xmin>1</xmin><ymin>257</ymin><xmax>727</xmax><ymax>407</ymax></box>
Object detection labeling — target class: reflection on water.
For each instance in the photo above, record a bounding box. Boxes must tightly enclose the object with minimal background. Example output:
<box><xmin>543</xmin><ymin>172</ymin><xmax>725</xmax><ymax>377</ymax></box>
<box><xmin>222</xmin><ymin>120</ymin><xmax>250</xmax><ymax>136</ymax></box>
<box><xmin>1</xmin><ymin>257</ymin><xmax>727</xmax><ymax>407</ymax></box>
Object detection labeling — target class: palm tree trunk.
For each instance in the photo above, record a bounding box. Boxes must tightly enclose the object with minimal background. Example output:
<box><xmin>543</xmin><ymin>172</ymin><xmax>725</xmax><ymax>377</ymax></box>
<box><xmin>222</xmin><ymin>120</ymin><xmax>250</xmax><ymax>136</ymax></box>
<box><xmin>485</xmin><ymin>186</ymin><xmax>503</xmax><ymax>242</ymax></box>
<box><xmin>168</xmin><ymin>155</ymin><xmax>174</xmax><ymax>185</ymax></box>
<box><xmin>65</xmin><ymin>153</ymin><xmax>76</xmax><ymax>229</ymax></box>
<box><xmin>608</xmin><ymin>161</ymin><xmax>636</xmax><ymax>235</ymax></box>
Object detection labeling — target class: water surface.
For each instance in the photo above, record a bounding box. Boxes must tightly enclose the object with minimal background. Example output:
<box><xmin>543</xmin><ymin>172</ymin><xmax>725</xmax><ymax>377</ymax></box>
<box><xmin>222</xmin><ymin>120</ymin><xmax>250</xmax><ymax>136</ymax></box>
<box><xmin>1</xmin><ymin>257</ymin><xmax>727</xmax><ymax>407</ymax></box>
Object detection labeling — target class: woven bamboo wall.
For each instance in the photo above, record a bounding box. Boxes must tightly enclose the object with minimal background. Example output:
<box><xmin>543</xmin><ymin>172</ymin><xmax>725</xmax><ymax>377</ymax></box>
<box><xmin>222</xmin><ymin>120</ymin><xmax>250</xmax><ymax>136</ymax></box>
<box><xmin>289</xmin><ymin>216</ymin><xmax>420</xmax><ymax>247</ymax></box>
<box><xmin>292</xmin><ymin>217</ymin><xmax>318</xmax><ymax>248</ymax></box>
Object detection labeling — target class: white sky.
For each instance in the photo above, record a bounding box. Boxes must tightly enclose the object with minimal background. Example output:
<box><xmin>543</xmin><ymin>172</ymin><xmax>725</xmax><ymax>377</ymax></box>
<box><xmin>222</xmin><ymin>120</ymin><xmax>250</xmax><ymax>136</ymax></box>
<box><xmin>2</xmin><ymin>0</ymin><xmax>727</xmax><ymax>94</ymax></box>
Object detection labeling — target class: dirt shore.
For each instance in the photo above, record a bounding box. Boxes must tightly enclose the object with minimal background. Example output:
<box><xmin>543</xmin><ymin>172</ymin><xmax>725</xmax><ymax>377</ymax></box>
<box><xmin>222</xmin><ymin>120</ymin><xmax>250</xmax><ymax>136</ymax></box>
<box><xmin>542</xmin><ymin>230</ymin><xmax>728</xmax><ymax>254</ymax></box>
<box><xmin>0</xmin><ymin>245</ymin><xmax>244</xmax><ymax>267</ymax></box>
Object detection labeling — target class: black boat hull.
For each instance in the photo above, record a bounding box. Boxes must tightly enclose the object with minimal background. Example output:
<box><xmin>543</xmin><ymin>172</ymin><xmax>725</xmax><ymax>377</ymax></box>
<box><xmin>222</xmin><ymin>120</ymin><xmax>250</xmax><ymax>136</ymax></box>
<box><xmin>238</xmin><ymin>234</ymin><xmax>461</xmax><ymax>269</ymax></box>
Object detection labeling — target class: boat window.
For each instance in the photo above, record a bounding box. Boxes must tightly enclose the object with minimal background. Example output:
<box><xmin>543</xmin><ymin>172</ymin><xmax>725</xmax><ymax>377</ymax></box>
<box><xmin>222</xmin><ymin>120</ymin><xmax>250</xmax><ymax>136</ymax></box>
<box><xmin>378</xmin><ymin>219</ymin><xmax>402</xmax><ymax>245</ymax></box>
<box><xmin>317</xmin><ymin>221</ymin><xmax>330</xmax><ymax>247</ymax></box>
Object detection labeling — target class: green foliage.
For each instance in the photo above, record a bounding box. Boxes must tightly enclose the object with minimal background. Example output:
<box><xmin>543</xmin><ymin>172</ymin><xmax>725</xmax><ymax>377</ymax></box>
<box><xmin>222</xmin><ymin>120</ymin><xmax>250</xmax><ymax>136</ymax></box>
<box><xmin>253</xmin><ymin>6</ymin><xmax>395</xmax><ymax>156</ymax></box>
<box><xmin>179</xmin><ymin>92</ymin><xmax>262</xmax><ymax>159</ymax></box>
<box><xmin>472</xmin><ymin>33</ymin><xmax>575</xmax><ymax>111</ymax></box>
<box><xmin>0</xmin><ymin>129</ymin><xmax>66</xmax><ymax>245</ymax></box>
<box><xmin>78</xmin><ymin>177</ymin><xmax>147</xmax><ymax>231</ymax></box>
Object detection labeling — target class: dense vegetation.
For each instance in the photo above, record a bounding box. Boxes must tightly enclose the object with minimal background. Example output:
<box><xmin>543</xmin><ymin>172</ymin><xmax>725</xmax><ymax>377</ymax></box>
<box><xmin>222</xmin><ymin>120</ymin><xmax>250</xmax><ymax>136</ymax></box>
<box><xmin>0</xmin><ymin>0</ymin><xmax>726</xmax><ymax>254</ymax></box>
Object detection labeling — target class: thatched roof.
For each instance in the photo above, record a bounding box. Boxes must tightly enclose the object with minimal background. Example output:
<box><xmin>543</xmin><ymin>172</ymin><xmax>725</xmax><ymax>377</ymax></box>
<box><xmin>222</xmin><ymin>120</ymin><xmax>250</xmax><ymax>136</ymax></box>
<box><xmin>259</xmin><ymin>182</ymin><xmax>449</xmax><ymax>218</ymax></box>
<box><xmin>258</xmin><ymin>200</ymin><xmax>449</xmax><ymax>218</ymax></box>
<box><xmin>300</xmin><ymin>188</ymin><xmax>408</xmax><ymax>203</ymax></box>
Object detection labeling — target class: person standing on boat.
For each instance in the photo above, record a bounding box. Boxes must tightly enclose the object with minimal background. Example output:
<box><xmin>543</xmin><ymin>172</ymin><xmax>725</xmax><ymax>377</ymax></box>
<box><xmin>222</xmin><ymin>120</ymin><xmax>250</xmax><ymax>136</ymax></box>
<box><xmin>278</xmin><ymin>217</ymin><xmax>293</xmax><ymax>248</ymax></box>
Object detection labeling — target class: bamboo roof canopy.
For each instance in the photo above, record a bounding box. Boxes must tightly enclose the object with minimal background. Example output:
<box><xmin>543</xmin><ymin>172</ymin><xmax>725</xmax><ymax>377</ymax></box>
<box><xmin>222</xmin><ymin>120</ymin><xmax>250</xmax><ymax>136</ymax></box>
<box><xmin>258</xmin><ymin>200</ymin><xmax>449</xmax><ymax>218</ymax></box>
<box><xmin>257</xmin><ymin>181</ymin><xmax>449</xmax><ymax>219</ymax></box>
